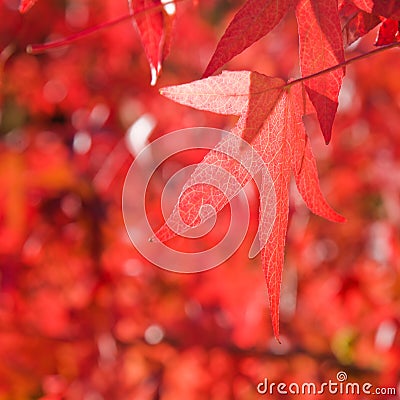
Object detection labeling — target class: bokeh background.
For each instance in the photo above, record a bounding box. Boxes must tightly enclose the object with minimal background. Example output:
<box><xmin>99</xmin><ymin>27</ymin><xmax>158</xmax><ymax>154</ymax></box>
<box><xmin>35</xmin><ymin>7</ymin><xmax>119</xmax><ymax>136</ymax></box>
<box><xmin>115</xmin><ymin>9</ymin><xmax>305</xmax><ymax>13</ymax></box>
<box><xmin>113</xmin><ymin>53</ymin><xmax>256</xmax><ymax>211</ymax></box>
<box><xmin>1</xmin><ymin>0</ymin><xmax>399</xmax><ymax>399</ymax></box>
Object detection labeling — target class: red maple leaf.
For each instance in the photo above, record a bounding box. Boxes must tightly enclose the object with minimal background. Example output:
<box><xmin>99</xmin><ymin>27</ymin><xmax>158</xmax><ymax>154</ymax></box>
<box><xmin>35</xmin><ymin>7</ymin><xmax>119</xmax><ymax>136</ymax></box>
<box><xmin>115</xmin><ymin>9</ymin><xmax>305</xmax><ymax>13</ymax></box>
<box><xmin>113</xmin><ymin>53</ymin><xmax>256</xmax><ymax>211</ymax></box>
<box><xmin>129</xmin><ymin>0</ymin><xmax>176</xmax><ymax>85</ymax></box>
<box><xmin>155</xmin><ymin>71</ymin><xmax>345</xmax><ymax>339</ymax></box>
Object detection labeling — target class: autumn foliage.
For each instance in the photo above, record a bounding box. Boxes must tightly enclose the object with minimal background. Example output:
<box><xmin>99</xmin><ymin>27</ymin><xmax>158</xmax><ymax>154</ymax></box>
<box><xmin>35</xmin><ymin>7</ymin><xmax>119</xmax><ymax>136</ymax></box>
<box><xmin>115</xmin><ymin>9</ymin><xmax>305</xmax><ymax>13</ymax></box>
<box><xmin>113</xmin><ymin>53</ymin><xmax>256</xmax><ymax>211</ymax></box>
<box><xmin>1</xmin><ymin>0</ymin><xmax>400</xmax><ymax>399</ymax></box>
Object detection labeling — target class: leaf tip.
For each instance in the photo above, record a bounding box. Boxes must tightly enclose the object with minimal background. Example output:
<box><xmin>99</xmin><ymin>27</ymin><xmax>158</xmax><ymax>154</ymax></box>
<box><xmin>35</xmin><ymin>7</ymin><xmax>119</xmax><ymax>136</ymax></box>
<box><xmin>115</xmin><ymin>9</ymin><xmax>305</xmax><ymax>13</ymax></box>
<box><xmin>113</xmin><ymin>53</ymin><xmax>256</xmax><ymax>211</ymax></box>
<box><xmin>322</xmin><ymin>126</ymin><xmax>333</xmax><ymax>144</ymax></box>
<box><xmin>328</xmin><ymin>209</ymin><xmax>346</xmax><ymax>224</ymax></box>
<box><xmin>150</xmin><ymin>62</ymin><xmax>161</xmax><ymax>87</ymax></box>
<box><xmin>336</xmin><ymin>215</ymin><xmax>347</xmax><ymax>224</ymax></box>
<box><xmin>324</xmin><ymin>211</ymin><xmax>346</xmax><ymax>224</ymax></box>
<box><xmin>272</xmin><ymin>321</ymin><xmax>280</xmax><ymax>343</ymax></box>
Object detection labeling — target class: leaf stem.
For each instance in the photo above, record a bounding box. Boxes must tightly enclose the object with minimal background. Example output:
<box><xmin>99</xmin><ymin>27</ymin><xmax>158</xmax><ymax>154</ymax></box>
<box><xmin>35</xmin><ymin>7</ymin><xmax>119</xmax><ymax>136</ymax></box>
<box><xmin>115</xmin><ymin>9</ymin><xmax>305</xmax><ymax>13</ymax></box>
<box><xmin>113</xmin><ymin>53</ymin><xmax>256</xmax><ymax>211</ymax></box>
<box><xmin>27</xmin><ymin>14</ymin><xmax>132</xmax><ymax>54</ymax></box>
<box><xmin>285</xmin><ymin>42</ymin><xmax>400</xmax><ymax>89</ymax></box>
<box><xmin>26</xmin><ymin>0</ymin><xmax>182</xmax><ymax>55</ymax></box>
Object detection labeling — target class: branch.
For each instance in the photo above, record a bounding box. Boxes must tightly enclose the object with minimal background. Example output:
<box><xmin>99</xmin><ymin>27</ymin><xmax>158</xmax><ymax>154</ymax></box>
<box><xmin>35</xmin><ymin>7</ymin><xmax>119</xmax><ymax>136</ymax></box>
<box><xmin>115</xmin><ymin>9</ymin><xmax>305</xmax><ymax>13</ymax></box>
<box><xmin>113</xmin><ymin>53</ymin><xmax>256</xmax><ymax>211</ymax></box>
<box><xmin>26</xmin><ymin>0</ymin><xmax>183</xmax><ymax>55</ymax></box>
<box><xmin>285</xmin><ymin>42</ymin><xmax>400</xmax><ymax>89</ymax></box>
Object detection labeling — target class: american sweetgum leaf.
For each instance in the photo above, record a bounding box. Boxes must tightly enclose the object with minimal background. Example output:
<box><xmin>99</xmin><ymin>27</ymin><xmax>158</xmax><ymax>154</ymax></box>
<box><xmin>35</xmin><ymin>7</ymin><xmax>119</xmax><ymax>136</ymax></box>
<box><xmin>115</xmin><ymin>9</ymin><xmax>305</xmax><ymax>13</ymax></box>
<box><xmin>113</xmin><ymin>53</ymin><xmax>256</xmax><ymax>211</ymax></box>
<box><xmin>203</xmin><ymin>0</ymin><xmax>293</xmax><ymax>78</ymax></box>
<box><xmin>296</xmin><ymin>0</ymin><xmax>345</xmax><ymax>144</ymax></box>
<box><xmin>152</xmin><ymin>131</ymin><xmax>260</xmax><ymax>243</ymax></box>
<box><xmin>156</xmin><ymin>71</ymin><xmax>345</xmax><ymax>338</ymax></box>
<box><xmin>160</xmin><ymin>71</ymin><xmax>284</xmax><ymax>116</ymax></box>
<box><xmin>254</xmin><ymin>88</ymin><xmax>344</xmax><ymax>337</ymax></box>
<box><xmin>202</xmin><ymin>0</ymin><xmax>348</xmax><ymax>144</ymax></box>
<box><xmin>129</xmin><ymin>0</ymin><xmax>175</xmax><ymax>85</ymax></box>
<box><xmin>160</xmin><ymin>71</ymin><xmax>285</xmax><ymax>143</ymax></box>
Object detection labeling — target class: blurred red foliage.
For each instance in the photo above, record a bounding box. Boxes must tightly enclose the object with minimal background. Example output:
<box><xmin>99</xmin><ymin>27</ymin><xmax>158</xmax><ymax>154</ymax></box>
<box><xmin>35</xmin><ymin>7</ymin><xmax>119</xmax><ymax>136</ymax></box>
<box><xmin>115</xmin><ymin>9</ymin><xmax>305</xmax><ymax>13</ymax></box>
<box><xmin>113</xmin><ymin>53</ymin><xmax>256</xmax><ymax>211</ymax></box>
<box><xmin>0</xmin><ymin>0</ymin><xmax>399</xmax><ymax>399</ymax></box>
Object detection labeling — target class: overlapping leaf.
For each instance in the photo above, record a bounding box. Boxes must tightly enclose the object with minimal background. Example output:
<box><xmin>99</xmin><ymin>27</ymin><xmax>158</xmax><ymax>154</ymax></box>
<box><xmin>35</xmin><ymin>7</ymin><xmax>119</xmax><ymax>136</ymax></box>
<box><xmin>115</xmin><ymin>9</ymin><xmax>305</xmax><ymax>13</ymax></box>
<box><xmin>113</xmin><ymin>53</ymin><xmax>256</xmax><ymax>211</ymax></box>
<box><xmin>296</xmin><ymin>0</ymin><xmax>345</xmax><ymax>144</ymax></box>
<box><xmin>203</xmin><ymin>0</ymin><xmax>293</xmax><ymax>78</ymax></box>
<box><xmin>203</xmin><ymin>0</ymin><xmax>346</xmax><ymax>144</ymax></box>
<box><xmin>156</xmin><ymin>72</ymin><xmax>345</xmax><ymax>338</ymax></box>
<box><xmin>160</xmin><ymin>70</ymin><xmax>285</xmax><ymax>143</ymax></box>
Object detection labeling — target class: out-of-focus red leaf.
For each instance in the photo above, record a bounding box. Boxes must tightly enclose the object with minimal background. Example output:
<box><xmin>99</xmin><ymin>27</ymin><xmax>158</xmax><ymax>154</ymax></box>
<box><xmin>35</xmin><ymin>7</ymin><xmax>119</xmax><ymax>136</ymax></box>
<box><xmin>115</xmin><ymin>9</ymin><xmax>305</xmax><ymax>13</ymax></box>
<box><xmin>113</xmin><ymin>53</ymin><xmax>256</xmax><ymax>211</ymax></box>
<box><xmin>18</xmin><ymin>0</ymin><xmax>38</xmax><ymax>13</ymax></box>
<box><xmin>339</xmin><ymin>1</ymin><xmax>381</xmax><ymax>46</ymax></box>
<box><xmin>296</xmin><ymin>0</ymin><xmax>345</xmax><ymax>144</ymax></box>
<box><xmin>1</xmin><ymin>4</ymin><xmax>22</xmax><ymax>52</ymax></box>
<box><xmin>202</xmin><ymin>0</ymin><xmax>293</xmax><ymax>78</ymax></box>
<box><xmin>129</xmin><ymin>0</ymin><xmax>176</xmax><ymax>85</ymax></box>
<box><xmin>375</xmin><ymin>18</ymin><xmax>399</xmax><ymax>45</ymax></box>
<box><xmin>352</xmin><ymin>0</ymin><xmax>400</xmax><ymax>19</ymax></box>
<box><xmin>157</xmin><ymin>72</ymin><xmax>344</xmax><ymax>338</ymax></box>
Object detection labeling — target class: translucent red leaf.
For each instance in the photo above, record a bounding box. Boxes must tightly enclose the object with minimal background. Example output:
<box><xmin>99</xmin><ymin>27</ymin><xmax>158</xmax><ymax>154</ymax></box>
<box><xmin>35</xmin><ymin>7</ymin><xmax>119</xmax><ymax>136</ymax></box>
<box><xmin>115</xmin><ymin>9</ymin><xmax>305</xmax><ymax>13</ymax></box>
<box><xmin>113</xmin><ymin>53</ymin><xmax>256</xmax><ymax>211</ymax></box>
<box><xmin>296</xmin><ymin>0</ymin><xmax>345</xmax><ymax>144</ymax></box>
<box><xmin>375</xmin><ymin>18</ymin><xmax>399</xmax><ymax>46</ymax></box>
<box><xmin>129</xmin><ymin>0</ymin><xmax>176</xmax><ymax>85</ymax></box>
<box><xmin>19</xmin><ymin>0</ymin><xmax>38</xmax><ymax>13</ymax></box>
<box><xmin>160</xmin><ymin>71</ymin><xmax>285</xmax><ymax>143</ymax></box>
<box><xmin>202</xmin><ymin>0</ymin><xmax>293</xmax><ymax>78</ymax></box>
<box><xmin>255</xmin><ymin>94</ymin><xmax>292</xmax><ymax>340</ymax></box>
<box><xmin>152</xmin><ymin>131</ymin><xmax>256</xmax><ymax>243</ymax></box>
<box><xmin>290</xmin><ymin>85</ymin><xmax>346</xmax><ymax>223</ymax></box>
<box><xmin>157</xmin><ymin>71</ymin><xmax>345</xmax><ymax>338</ymax></box>
<box><xmin>259</xmin><ymin>90</ymin><xmax>344</xmax><ymax>338</ymax></box>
